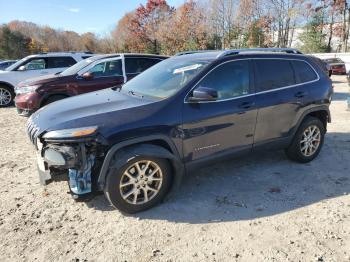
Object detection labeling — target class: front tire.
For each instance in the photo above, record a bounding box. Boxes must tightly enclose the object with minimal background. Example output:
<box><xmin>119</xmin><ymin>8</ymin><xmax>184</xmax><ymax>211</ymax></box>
<box><xmin>285</xmin><ymin>116</ymin><xmax>325</xmax><ymax>163</ymax></box>
<box><xmin>0</xmin><ymin>85</ymin><xmax>14</xmax><ymax>107</ymax></box>
<box><xmin>104</xmin><ymin>156</ymin><xmax>172</xmax><ymax>213</ymax></box>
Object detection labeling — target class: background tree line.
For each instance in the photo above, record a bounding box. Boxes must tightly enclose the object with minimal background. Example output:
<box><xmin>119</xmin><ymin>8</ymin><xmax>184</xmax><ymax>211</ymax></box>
<box><xmin>1</xmin><ymin>0</ymin><xmax>350</xmax><ymax>59</ymax></box>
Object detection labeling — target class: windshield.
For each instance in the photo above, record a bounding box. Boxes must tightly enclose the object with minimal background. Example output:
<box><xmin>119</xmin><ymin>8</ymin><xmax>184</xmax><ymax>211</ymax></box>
<box><xmin>5</xmin><ymin>57</ymin><xmax>29</xmax><ymax>71</ymax></box>
<box><xmin>59</xmin><ymin>58</ymin><xmax>93</xmax><ymax>76</ymax></box>
<box><xmin>122</xmin><ymin>57</ymin><xmax>211</xmax><ymax>99</ymax></box>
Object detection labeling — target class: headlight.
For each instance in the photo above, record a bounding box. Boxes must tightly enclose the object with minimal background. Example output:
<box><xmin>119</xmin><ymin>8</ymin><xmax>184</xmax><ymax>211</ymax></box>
<box><xmin>43</xmin><ymin>126</ymin><xmax>98</xmax><ymax>139</ymax></box>
<box><xmin>15</xmin><ymin>85</ymin><xmax>40</xmax><ymax>95</ymax></box>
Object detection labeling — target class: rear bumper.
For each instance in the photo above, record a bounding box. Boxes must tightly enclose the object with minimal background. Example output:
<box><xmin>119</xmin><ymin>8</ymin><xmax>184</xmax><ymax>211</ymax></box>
<box><xmin>15</xmin><ymin>92</ymin><xmax>41</xmax><ymax>114</ymax></box>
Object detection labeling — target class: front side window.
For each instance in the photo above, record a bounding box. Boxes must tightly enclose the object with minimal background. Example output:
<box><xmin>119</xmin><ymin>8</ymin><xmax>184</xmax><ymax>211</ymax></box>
<box><xmin>255</xmin><ymin>59</ymin><xmax>295</xmax><ymax>92</ymax></box>
<box><xmin>87</xmin><ymin>60</ymin><xmax>123</xmax><ymax>77</ymax></box>
<box><xmin>48</xmin><ymin>57</ymin><xmax>76</xmax><ymax>68</ymax></box>
<box><xmin>125</xmin><ymin>58</ymin><xmax>162</xmax><ymax>74</ymax></box>
<box><xmin>195</xmin><ymin>60</ymin><xmax>250</xmax><ymax>100</ymax></box>
<box><xmin>21</xmin><ymin>58</ymin><xmax>46</xmax><ymax>70</ymax></box>
<box><xmin>292</xmin><ymin>60</ymin><xmax>318</xmax><ymax>83</ymax></box>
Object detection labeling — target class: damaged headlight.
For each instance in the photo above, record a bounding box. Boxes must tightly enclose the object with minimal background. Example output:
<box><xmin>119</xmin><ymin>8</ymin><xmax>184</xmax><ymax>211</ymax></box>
<box><xmin>43</xmin><ymin>126</ymin><xmax>98</xmax><ymax>139</ymax></box>
<box><xmin>15</xmin><ymin>85</ymin><xmax>41</xmax><ymax>94</ymax></box>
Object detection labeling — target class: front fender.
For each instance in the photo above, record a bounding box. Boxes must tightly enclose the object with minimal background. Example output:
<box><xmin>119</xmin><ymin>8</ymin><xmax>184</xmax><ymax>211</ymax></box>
<box><xmin>97</xmin><ymin>140</ymin><xmax>184</xmax><ymax>196</ymax></box>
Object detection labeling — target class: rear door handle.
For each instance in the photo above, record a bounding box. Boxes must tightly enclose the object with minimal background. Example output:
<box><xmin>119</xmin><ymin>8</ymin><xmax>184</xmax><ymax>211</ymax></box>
<box><xmin>239</xmin><ymin>101</ymin><xmax>255</xmax><ymax>109</ymax></box>
<box><xmin>295</xmin><ymin>91</ymin><xmax>308</xmax><ymax>98</ymax></box>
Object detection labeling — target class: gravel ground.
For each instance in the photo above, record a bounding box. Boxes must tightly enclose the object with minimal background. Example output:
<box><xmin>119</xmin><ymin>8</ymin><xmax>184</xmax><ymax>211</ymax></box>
<box><xmin>0</xmin><ymin>75</ymin><xmax>349</xmax><ymax>262</ymax></box>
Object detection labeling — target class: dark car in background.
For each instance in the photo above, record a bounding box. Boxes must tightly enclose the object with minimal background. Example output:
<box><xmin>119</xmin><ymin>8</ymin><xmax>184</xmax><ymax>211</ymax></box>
<box><xmin>26</xmin><ymin>48</ymin><xmax>332</xmax><ymax>213</ymax></box>
<box><xmin>323</xmin><ymin>58</ymin><xmax>347</xmax><ymax>75</ymax></box>
<box><xmin>15</xmin><ymin>54</ymin><xmax>168</xmax><ymax>116</ymax></box>
<box><xmin>0</xmin><ymin>60</ymin><xmax>17</xmax><ymax>71</ymax></box>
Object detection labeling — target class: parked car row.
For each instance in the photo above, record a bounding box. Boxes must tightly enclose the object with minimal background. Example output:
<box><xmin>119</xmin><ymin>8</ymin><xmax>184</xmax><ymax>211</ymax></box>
<box><xmin>21</xmin><ymin>48</ymin><xmax>332</xmax><ymax>213</ymax></box>
<box><xmin>14</xmin><ymin>53</ymin><xmax>167</xmax><ymax>115</ymax></box>
<box><xmin>0</xmin><ymin>52</ymin><xmax>93</xmax><ymax>107</ymax></box>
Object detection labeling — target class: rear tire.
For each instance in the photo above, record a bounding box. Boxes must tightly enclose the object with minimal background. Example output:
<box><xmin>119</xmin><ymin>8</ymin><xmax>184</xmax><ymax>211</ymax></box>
<box><xmin>43</xmin><ymin>95</ymin><xmax>67</xmax><ymax>106</ymax></box>
<box><xmin>104</xmin><ymin>156</ymin><xmax>172</xmax><ymax>213</ymax></box>
<box><xmin>0</xmin><ymin>85</ymin><xmax>14</xmax><ymax>107</ymax></box>
<box><xmin>285</xmin><ymin>116</ymin><xmax>325</xmax><ymax>163</ymax></box>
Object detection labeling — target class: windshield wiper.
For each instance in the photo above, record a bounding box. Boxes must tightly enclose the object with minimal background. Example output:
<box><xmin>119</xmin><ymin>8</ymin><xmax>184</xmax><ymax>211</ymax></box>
<box><xmin>111</xmin><ymin>85</ymin><xmax>123</xmax><ymax>91</ymax></box>
<box><xmin>128</xmin><ymin>90</ymin><xmax>144</xmax><ymax>98</ymax></box>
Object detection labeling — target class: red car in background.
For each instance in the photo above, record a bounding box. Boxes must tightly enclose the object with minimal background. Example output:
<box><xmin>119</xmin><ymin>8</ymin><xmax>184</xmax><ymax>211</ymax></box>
<box><xmin>15</xmin><ymin>53</ymin><xmax>168</xmax><ymax>116</ymax></box>
<box><xmin>323</xmin><ymin>58</ymin><xmax>347</xmax><ymax>75</ymax></box>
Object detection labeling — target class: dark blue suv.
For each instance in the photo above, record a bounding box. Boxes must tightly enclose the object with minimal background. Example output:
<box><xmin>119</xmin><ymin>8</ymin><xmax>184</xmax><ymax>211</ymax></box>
<box><xmin>27</xmin><ymin>48</ymin><xmax>332</xmax><ymax>213</ymax></box>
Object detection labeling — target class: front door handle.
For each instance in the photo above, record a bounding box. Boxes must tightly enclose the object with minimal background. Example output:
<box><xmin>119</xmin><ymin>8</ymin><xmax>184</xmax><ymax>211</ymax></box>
<box><xmin>239</xmin><ymin>101</ymin><xmax>255</xmax><ymax>109</ymax></box>
<box><xmin>295</xmin><ymin>91</ymin><xmax>308</xmax><ymax>98</ymax></box>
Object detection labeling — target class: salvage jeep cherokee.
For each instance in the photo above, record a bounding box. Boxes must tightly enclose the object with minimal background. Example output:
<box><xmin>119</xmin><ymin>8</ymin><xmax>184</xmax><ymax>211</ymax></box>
<box><xmin>26</xmin><ymin>48</ymin><xmax>332</xmax><ymax>213</ymax></box>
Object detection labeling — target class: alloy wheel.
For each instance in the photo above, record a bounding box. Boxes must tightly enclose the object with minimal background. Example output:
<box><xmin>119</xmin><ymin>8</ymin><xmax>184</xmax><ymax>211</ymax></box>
<box><xmin>119</xmin><ymin>160</ymin><xmax>163</xmax><ymax>205</ymax></box>
<box><xmin>0</xmin><ymin>88</ymin><xmax>12</xmax><ymax>106</ymax></box>
<box><xmin>300</xmin><ymin>125</ymin><xmax>321</xmax><ymax>157</ymax></box>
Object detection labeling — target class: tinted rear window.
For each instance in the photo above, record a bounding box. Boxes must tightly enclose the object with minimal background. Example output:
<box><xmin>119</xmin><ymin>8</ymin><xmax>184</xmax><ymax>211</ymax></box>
<box><xmin>48</xmin><ymin>57</ymin><xmax>77</xmax><ymax>68</ymax></box>
<box><xmin>292</xmin><ymin>60</ymin><xmax>318</xmax><ymax>83</ymax></box>
<box><xmin>255</xmin><ymin>59</ymin><xmax>295</xmax><ymax>91</ymax></box>
<box><xmin>125</xmin><ymin>58</ymin><xmax>162</xmax><ymax>74</ymax></box>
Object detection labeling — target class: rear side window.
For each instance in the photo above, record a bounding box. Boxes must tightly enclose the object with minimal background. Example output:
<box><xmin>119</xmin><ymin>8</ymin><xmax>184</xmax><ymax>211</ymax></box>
<box><xmin>48</xmin><ymin>57</ymin><xmax>77</xmax><ymax>68</ymax></box>
<box><xmin>255</xmin><ymin>59</ymin><xmax>295</xmax><ymax>91</ymax></box>
<box><xmin>125</xmin><ymin>58</ymin><xmax>162</xmax><ymax>74</ymax></box>
<box><xmin>292</xmin><ymin>60</ymin><xmax>318</xmax><ymax>83</ymax></box>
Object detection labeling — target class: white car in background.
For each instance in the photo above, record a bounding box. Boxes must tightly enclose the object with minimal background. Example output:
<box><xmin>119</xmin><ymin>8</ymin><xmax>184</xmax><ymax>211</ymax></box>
<box><xmin>0</xmin><ymin>52</ymin><xmax>93</xmax><ymax>107</ymax></box>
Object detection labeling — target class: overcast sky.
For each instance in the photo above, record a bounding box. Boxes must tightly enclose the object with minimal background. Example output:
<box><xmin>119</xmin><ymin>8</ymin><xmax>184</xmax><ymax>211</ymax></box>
<box><xmin>0</xmin><ymin>0</ymin><xmax>186</xmax><ymax>35</ymax></box>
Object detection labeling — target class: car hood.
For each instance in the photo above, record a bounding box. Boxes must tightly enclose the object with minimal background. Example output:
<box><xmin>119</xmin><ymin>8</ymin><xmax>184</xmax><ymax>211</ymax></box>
<box><xmin>18</xmin><ymin>74</ymin><xmax>73</xmax><ymax>87</ymax></box>
<box><xmin>29</xmin><ymin>88</ymin><xmax>160</xmax><ymax>137</ymax></box>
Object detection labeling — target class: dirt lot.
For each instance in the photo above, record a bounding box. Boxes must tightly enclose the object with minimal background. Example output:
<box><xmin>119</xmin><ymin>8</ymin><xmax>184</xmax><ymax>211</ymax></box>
<box><xmin>0</xmin><ymin>75</ymin><xmax>349</xmax><ymax>262</ymax></box>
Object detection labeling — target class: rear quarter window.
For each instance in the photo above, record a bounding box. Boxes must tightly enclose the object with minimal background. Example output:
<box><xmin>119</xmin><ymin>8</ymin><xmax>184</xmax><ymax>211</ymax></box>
<box><xmin>48</xmin><ymin>57</ymin><xmax>77</xmax><ymax>68</ymax></box>
<box><xmin>292</xmin><ymin>60</ymin><xmax>318</xmax><ymax>83</ymax></box>
<box><xmin>254</xmin><ymin>59</ymin><xmax>296</xmax><ymax>92</ymax></box>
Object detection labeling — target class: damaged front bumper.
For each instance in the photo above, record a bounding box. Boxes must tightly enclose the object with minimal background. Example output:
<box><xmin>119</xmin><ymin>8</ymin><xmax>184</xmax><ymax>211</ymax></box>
<box><xmin>36</xmin><ymin>138</ymin><xmax>104</xmax><ymax>198</ymax></box>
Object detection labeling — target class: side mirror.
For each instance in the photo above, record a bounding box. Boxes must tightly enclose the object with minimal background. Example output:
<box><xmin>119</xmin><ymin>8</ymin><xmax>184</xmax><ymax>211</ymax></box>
<box><xmin>188</xmin><ymin>86</ymin><xmax>218</xmax><ymax>102</ymax></box>
<box><xmin>18</xmin><ymin>66</ymin><xmax>26</xmax><ymax>71</ymax></box>
<box><xmin>82</xmin><ymin>72</ymin><xmax>94</xmax><ymax>80</ymax></box>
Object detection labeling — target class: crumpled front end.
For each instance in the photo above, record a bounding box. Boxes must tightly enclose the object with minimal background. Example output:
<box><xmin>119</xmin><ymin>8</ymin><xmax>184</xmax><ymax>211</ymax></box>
<box><xmin>26</xmin><ymin>119</ymin><xmax>106</xmax><ymax>198</ymax></box>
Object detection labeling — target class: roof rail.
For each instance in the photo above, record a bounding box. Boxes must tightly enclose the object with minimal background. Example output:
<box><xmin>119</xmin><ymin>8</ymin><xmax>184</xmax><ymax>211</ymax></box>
<box><xmin>38</xmin><ymin>51</ymin><xmax>94</xmax><ymax>55</ymax></box>
<box><xmin>217</xmin><ymin>48</ymin><xmax>302</xmax><ymax>58</ymax></box>
<box><xmin>175</xmin><ymin>50</ymin><xmax>219</xmax><ymax>56</ymax></box>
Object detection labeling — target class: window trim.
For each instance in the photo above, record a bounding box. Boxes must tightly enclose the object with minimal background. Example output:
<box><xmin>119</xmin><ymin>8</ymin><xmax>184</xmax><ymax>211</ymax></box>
<box><xmin>184</xmin><ymin>58</ymin><xmax>320</xmax><ymax>104</ymax></box>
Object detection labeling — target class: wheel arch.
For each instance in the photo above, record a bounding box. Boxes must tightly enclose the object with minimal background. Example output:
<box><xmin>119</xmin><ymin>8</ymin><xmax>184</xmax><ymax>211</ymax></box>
<box><xmin>97</xmin><ymin>135</ymin><xmax>184</xmax><ymax>196</ymax></box>
<box><xmin>0</xmin><ymin>81</ymin><xmax>14</xmax><ymax>90</ymax></box>
<box><xmin>39</xmin><ymin>93</ymin><xmax>70</xmax><ymax>107</ymax></box>
<box><xmin>293</xmin><ymin>106</ymin><xmax>331</xmax><ymax>137</ymax></box>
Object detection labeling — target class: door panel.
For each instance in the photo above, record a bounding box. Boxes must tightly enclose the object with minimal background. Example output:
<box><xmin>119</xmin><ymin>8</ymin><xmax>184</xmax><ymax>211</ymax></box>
<box><xmin>253</xmin><ymin>59</ymin><xmax>308</xmax><ymax>144</ymax></box>
<box><xmin>182</xmin><ymin>59</ymin><xmax>257</xmax><ymax>162</ymax></box>
<box><xmin>254</xmin><ymin>87</ymin><xmax>305</xmax><ymax>143</ymax></box>
<box><xmin>76</xmin><ymin>76</ymin><xmax>124</xmax><ymax>94</ymax></box>
<box><xmin>182</xmin><ymin>99</ymin><xmax>257</xmax><ymax>161</ymax></box>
